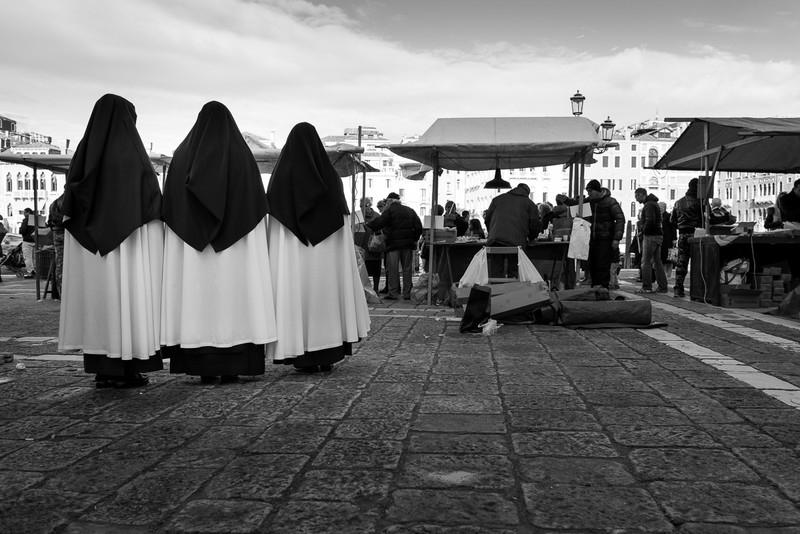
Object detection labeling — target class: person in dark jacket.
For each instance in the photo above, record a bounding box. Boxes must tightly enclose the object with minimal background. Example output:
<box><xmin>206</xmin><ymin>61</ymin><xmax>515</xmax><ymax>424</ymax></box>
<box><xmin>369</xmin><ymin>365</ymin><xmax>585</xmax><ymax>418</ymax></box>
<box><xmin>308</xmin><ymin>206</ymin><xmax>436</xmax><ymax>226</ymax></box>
<box><xmin>584</xmin><ymin>179</ymin><xmax>625</xmax><ymax>289</ymax></box>
<box><xmin>659</xmin><ymin>201</ymin><xmax>677</xmax><ymax>279</ymax></box>
<box><xmin>634</xmin><ymin>188</ymin><xmax>668</xmax><ymax>293</ymax></box>
<box><xmin>19</xmin><ymin>207</ymin><xmax>36</xmax><ymax>277</ymax></box>
<box><xmin>484</xmin><ymin>183</ymin><xmax>541</xmax><ymax>278</ymax></box>
<box><xmin>48</xmin><ymin>192</ymin><xmax>65</xmax><ymax>297</ymax></box>
<box><xmin>367</xmin><ymin>192</ymin><xmax>422</xmax><ymax>300</ymax></box>
<box><xmin>444</xmin><ymin>200</ymin><xmax>469</xmax><ymax>236</ymax></box>
<box><xmin>669</xmin><ymin>178</ymin><xmax>728</xmax><ymax>297</ymax></box>
<box><xmin>764</xmin><ymin>193</ymin><xmax>786</xmax><ymax>230</ymax></box>
<box><xmin>779</xmin><ymin>178</ymin><xmax>800</xmax><ymax>223</ymax></box>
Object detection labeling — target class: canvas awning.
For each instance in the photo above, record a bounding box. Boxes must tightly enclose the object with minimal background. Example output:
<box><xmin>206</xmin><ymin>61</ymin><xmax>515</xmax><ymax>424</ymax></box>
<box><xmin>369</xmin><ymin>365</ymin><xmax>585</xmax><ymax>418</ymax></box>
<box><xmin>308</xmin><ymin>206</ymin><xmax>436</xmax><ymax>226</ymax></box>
<box><xmin>0</xmin><ymin>144</ymin><xmax>377</xmax><ymax>179</ymax></box>
<box><xmin>653</xmin><ymin>117</ymin><xmax>800</xmax><ymax>173</ymax></box>
<box><xmin>0</xmin><ymin>152</ymin><xmax>173</xmax><ymax>173</ymax></box>
<box><xmin>384</xmin><ymin>116</ymin><xmax>608</xmax><ymax>171</ymax></box>
<box><xmin>252</xmin><ymin>143</ymin><xmax>378</xmax><ymax>177</ymax></box>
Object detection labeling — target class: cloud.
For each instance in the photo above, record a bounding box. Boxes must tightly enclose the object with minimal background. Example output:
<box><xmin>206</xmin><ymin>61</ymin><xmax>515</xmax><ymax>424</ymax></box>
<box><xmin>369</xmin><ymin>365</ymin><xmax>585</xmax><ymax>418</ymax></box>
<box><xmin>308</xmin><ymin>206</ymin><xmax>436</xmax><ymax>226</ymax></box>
<box><xmin>1</xmin><ymin>0</ymin><xmax>798</xmax><ymax>155</ymax></box>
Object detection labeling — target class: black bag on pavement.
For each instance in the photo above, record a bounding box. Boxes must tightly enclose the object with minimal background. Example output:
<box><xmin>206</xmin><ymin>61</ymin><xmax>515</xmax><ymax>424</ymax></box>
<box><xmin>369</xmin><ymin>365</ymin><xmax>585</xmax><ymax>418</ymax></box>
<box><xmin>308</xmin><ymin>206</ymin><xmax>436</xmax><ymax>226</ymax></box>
<box><xmin>459</xmin><ymin>285</ymin><xmax>491</xmax><ymax>333</ymax></box>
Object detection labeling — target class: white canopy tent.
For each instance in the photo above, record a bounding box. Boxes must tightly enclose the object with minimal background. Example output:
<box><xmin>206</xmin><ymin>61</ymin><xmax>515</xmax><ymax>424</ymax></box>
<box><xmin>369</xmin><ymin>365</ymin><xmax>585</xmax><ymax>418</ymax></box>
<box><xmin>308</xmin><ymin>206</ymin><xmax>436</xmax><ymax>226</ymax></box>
<box><xmin>383</xmin><ymin>116</ymin><xmax>612</xmax><ymax>303</ymax></box>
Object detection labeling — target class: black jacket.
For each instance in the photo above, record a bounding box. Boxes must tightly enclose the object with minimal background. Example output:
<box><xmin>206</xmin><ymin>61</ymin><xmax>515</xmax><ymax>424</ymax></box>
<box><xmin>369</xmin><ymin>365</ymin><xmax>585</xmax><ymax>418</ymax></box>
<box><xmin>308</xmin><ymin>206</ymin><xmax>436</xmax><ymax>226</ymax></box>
<box><xmin>640</xmin><ymin>194</ymin><xmax>662</xmax><ymax>236</ymax></box>
<box><xmin>671</xmin><ymin>193</ymin><xmax>727</xmax><ymax>233</ymax></box>
<box><xmin>484</xmin><ymin>185</ymin><xmax>541</xmax><ymax>246</ymax></box>
<box><xmin>586</xmin><ymin>188</ymin><xmax>625</xmax><ymax>242</ymax></box>
<box><xmin>366</xmin><ymin>201</ymin><xmax>422</xmax><ymax>251</ymax></box>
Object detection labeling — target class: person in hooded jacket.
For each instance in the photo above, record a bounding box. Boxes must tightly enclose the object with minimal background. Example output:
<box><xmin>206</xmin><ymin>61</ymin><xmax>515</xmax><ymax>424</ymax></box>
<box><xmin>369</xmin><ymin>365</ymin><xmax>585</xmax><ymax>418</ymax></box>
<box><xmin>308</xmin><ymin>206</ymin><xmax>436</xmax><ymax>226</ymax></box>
<box><xmin>634</xmin><ymin>188</ymin><xmax>668</xmax><ymax>293</ymax></box>
<box><xmin>160</xmin><ymin>101</ymin><xmax>278</xmax><ymax>384</ymax></box>
<box><xmin>583</xmin><ymin>179</ymin><xmax>625</xmax><ymax>290</ymax></box>
<box><xmin>58</xmin><ymin>94</ymin><xmax>164</xmax><ymax>389</ymax></box>
<box><xmin>267</xmin><ymin>122</ymin><xmax>370</xmax><ymax>373</ymax></box>
<box><xmin>669</xmin><ymin>178</ymin><xmax>728</xmax><ymax>297</ymax></box>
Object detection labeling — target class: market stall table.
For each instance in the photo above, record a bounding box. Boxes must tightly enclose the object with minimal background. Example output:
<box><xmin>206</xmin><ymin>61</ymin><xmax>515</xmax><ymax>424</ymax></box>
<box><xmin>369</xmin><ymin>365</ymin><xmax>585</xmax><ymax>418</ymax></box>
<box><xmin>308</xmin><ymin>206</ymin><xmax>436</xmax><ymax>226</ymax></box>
<box><xmin>689</xmin><ymin>232</ymin><xmax>800</xmax><ymax>306</ymax></box>
<box><xmin>431</xmin><ymin>240</ymin><xmax>570</xmax><ymax>304</ymax></box>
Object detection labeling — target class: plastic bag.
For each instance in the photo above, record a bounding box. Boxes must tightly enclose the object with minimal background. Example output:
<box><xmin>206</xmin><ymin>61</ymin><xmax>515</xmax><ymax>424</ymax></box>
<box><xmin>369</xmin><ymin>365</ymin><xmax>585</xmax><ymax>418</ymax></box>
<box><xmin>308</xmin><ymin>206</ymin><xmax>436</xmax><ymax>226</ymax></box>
<box><xmin>666</xmin><ymin>246</ymin><xmax>679</xmax><ymax>263</ymax></box>
<box><xmin>517</xmin><ymin>247</ymin><xmax>545</xmax><ymax>284</ymax></box>
<box><xmin>458</xmin><ymin>247</ymin><xmax>489</xmax><ymax>287</ymax></box>
<box><xmin>411</xmin><ymin>273</ymin><xmax>439</xmax><ymax>304</ymax></box>
<box><xmin>567</xmin><ymin>218</ymin><xmax>591</xmax><ymax>260</ymax></box>
<box><xmin>368</xmin><ymin>232</ymin><xmax>386</xmax><ymax>253</ymax></box>
<box><xmin>354</xmin><ymin>245</ymin><xmax>381</xmax><ymax>304</ymax></box>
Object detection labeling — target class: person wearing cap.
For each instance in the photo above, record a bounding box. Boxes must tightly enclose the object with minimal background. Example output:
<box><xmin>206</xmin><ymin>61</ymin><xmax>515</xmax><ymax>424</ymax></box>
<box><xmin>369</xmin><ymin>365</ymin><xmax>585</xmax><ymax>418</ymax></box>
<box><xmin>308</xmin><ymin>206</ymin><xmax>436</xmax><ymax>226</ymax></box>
<box><xmin>484</xmin><ymin>183</ymin><xmax>541</xmax><ymax>279</ymax></box>
<box><xmin>583</xmin><ymin>179</ymin><xmax>625</xmax><ymax>290</ymax></box>
<box><xmin>634</xmin><ymin>188</ymin><xmax>668</xmax><ymax>294</ymax></box>
<box><xmin>367</xmin><ymin>192</ymin><xmax>423</xmax><ymax>300</ymax></box>
<box><xmin>669</xmin><ymin>178</ymin><xmax>728</xmax><ymax>297</ymax></box>
<box><xmin>710</xmin><ymin>198</ymin><xmax>736</xmax><ymax>225</ymax></box>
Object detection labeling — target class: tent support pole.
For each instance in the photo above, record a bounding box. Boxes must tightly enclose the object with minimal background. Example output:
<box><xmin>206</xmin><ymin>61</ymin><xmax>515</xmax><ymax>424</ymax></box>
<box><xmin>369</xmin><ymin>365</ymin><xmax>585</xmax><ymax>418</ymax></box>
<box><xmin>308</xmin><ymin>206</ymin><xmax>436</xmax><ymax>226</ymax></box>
<box><xmin>428</xmin><ymin>152</ymin><xmax>440</xmax><ymax>306</ymax></box>
<box><xmin>32</xmin><ymin>163</ymin><xmax>41</xmax><ymax>300</ymax></box>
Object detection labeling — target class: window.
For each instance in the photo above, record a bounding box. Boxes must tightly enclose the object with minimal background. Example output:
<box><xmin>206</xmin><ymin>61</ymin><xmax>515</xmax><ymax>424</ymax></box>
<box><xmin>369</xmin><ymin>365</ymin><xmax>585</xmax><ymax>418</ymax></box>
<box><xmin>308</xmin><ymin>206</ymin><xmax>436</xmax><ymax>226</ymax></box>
<box><xmin>6</xmin><ymin>176</ymin><xmax>11</xmax><ymax>192</ymax></box>
<box><xmin>399</xmin><ymin>188</ymin><xmax>404</xmax><ymax>198</ymax></box>
<box><xmin>630</xmin><ymin>202</ymin><xmax>636</xmax><ymax>217</ymax></box>
<box><xmin>631</xmin><ymin>144</ymin><xmax>637</xmax><ymax>152</ymax></box>
<box><xmin>602</xmin><ymin>156</ymin><xmax>609</xmax><ymax>168</ymax></box>
<box><xmin>24</xmin><ymin>173</ymin><xmax>31</xmax><ymax>190</ymax></box>
<box><xmin>648</xmin><ymin>148</ymin><xmax>659</xmax><ymax>168</ymax></box>
<box><xmin>542</xmin><ymin>192</ymin><xmax>548</xmax><ymax>203</ymax></box>
<box><xmin>51</xmin><ymin>176</ymin><xmax>58</xmax><ymax>192</ymax></box>
<box><xmin>631</xmin><ymin>156</ymin><xmax>637</xmax><ymax>168</ymax></box>
<box><xmin>368</xmin><ymin>179</ymin><xmax>372</xmax><ymax>188</ymax></box>
<box><xmin>641</xmin><ymin>156</ymin><xmax>646</xmax><ymax>168</ymax></box>
<box><xmin>17</xmin><ymin>173</ymin><xmax>22</xmax><ymax>190</ymax></box>
<box><xmin>421</xmin><ymin>188</ymin><xmax>426</xmax><ymax>200</ymax></box>
<box><xmin>631</xmin><ymin>179</ymin><xmax>637</xmax><ymax>189</ymax></box>
<box><xmin>618</xmin><ymin>179</ymin><xmax>622</xmax><ymax>190</ymax></box>
<box><xmin>614</xmin><ymin>156</ymin><xmax>620</xmax><ymax>168</ymax></box>
<box><xmin>385</xmin><ymin>179</ymin><xmax>390</xmax><ymax>188</ymax></box>
<box><xmin>670</xmin><ymin>189</ymin><xmax>676</xmax><ymax>200</ymax></box>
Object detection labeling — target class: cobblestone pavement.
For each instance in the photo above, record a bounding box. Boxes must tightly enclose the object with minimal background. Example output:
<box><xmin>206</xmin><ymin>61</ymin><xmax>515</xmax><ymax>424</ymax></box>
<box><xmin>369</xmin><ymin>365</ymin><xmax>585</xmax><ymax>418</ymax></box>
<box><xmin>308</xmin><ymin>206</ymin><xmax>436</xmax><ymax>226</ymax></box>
<box><xmin>2</xmin><ymin>270</ymin><xmax>800</xmax><ymax>533</ymax></box>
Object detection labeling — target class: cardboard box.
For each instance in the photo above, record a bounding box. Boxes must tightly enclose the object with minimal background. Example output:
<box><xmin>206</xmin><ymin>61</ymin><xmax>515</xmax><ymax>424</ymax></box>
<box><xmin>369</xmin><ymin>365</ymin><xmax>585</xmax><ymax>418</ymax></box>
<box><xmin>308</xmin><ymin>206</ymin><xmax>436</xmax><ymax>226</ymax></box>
<box><xmin>432</xmin><ymin>228</ymin><xmax>456</xmax><ymax>243</ymax></box>
<box><xmin>762</xmin><ymin>267</ymin><xmax>783</xmax><ymax>276</ymax></box>
<box><xmin>490</xmin><ymin>281</ymin><xmax>535</xmax><ymax>296</ymax></box>
<box><xmin>490</xmin><ymin>287</ymin><xmax>550</xmax><ymax>318</ymax></box>
<box><xmin>721</xmin><ymin>288</ymin><xmax>761</xmax><ymax>308</ymax></box>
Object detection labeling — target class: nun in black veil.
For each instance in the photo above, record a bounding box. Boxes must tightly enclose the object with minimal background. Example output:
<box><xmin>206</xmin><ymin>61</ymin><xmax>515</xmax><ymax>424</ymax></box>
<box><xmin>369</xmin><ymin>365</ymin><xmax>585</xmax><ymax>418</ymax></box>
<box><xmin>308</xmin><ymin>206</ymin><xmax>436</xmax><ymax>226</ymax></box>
<box><xmin>58</xmin><ymin>94</ymin><xmax>164</xmax><ymax>389</ymax></box>
<box><xmin>266</xmin><ymin>122</ymin><xmax>370</xmax><ymax>373</ymax></box>
<box><xmin>160</xmin><ymin>101</ymin><xmax>277</xmax><ymax>384</ymax></box>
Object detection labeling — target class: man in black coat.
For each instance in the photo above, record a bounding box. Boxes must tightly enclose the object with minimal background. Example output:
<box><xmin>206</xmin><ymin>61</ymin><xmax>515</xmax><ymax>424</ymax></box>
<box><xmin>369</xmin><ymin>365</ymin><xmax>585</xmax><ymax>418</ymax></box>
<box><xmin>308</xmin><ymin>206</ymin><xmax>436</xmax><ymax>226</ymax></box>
<box><xmin>634</xmin><ymin>188</ymin><xmax>668</xmax><ymax>293</ymax></box>
<box><xmin>367</xmin><ymin>192</ymin><xmax>422</xmax><ymax>300</ymax></box>
<box><xmin>584</xmin><ymin>179</ymin><xmax>625</xmax><ymax>290</ymax></box>
<box><xmin>484</xmin><ymin>183</ymin><xmax>541</xmax><ymax>278</ymax></box>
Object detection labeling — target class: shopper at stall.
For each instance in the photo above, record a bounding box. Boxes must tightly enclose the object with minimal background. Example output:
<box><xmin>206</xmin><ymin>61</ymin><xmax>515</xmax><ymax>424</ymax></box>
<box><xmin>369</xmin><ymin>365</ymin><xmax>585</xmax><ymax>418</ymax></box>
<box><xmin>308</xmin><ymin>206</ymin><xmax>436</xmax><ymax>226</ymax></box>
<box><xmin>367</xmin><ymin>192</ymin><xmax>423</xmax><ymax>300</ymax></box>
<box><xmin>634</xmin><ymin>188</ymin><xmax>668</xmax><ymax>293</ymax></box>
<box><xmin>670</xmin><ymin>178</ymin><xmax>729</xmax><ymax>297</ymax></box>
<box><xmin>267</xmin><ymin>122</ymin><xmax>370</xmax><ymax>373</ymax></box>
<box><xmin>444</xmin><ymin>200</ymin><xmax>468</xmax><ymax>236</ymax></box>
<box><xmin>779</xmin><ymin>178</ymin><xmax>800</xmax><ymax>224</ymax></box>
<box><xmin>160</xmin><ymin>101</ymin><xmax>278</xmax><ymax>384</ymax></box>
<box><xmin>764</xmin><ymin>193</ymin><xmax>786</xmax><ymax>230</ymax></box>
<box><xmin>47</xmin><ymin>190</ymin><xmax>65</xmax><ymax>297</ymax></box>
<box><xmin>58</xmin><ymin>94</ymin><xmax>163</xmax><ymax>389</ymax></box>
<box><xmin>710</xmin><ymin>198</ymin><xmax>736</xmax><ymax>225</ymax></box>
<box><xmin>583</xmin><ymin>179</ymin><xmax>625</xmax><ymax>290</ymax></box>
<box><xmin>355</xmin><ymin>196</ymin><xmax>382</xmax><ymax>292</ymax></box>
<box><xmin>659</xmin><ymin>201</ymin><xmax>677</xmax><ymax>279</ymax></box>
<box><xmin>484</xmin><ymin>183</ymin><xmax>541</xmax><ymax>278</ymax></box>
<box><xmin>19</xmin><ymin>207</ymin><xmax>36</xmax><ymax>278</ymax></box>
<box><xmin>466</xmin><ymin>218</ymin><xmax>486</xmax><ymax>239</ymax></box>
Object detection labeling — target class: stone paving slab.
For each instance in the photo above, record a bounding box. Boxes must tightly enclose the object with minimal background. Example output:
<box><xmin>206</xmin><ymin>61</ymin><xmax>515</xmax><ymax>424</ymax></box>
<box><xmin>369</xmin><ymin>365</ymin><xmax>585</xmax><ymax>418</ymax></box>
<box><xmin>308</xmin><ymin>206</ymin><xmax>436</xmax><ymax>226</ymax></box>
<box><xmin>3</xmin><ymin>275</ymin><xmax>800</xmax><ymax>532</ymax></box>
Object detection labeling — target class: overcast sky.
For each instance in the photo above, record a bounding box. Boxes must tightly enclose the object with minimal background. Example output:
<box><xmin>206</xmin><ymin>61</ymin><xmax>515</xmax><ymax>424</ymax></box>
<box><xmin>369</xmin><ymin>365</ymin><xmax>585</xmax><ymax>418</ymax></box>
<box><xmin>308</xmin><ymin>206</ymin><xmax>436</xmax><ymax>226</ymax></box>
<box><xmin>3</xmin><ymin>0</ymin><xmax>799</xmax><ymax>154</ymax></box>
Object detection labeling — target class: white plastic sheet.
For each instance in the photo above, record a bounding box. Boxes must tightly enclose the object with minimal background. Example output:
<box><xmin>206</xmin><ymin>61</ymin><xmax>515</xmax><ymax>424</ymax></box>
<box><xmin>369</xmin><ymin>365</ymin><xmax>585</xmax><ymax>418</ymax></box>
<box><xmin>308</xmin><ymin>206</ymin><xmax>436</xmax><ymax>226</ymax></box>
<box><xmin>458</xmin><ymin>247</ymin><xmax>489</xmax><ymax>287</ymax></box>
<box><xmin>567</xmin><ymin>218</ymin><xmax>591</xmax><ymax>260</ymax></box>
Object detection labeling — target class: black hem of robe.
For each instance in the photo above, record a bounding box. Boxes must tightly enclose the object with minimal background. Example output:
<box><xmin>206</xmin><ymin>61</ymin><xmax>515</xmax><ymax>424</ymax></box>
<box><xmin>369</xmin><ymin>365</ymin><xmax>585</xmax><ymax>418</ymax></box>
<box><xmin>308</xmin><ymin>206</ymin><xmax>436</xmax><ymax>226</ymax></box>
<box><xmin>163</xmin><ymin>343</ymin><xmax>266</xmax><ymax>376</ymax></box>
<box><xmin>275</xmin><ymin>342</ymin><xmax>352</xmax><ymax>368</ymax></box>
<box><xmin>83</xmin><ymin>353</ymin><xmax>164</xmax><ymax>376</ymax></box>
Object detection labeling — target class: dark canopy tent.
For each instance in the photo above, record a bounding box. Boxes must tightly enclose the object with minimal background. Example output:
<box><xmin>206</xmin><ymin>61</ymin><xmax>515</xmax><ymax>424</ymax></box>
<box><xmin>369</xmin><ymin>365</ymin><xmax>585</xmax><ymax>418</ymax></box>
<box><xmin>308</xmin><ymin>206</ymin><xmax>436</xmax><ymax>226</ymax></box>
<box><xmin>383</xmin><ymin>116</ymin><xmax>610</xmax><ymax>303</ymax></box>
<box><xmin>653</xmin><ymin>117</ymin><xmax>800</xmax><ymax>174</ymax></box>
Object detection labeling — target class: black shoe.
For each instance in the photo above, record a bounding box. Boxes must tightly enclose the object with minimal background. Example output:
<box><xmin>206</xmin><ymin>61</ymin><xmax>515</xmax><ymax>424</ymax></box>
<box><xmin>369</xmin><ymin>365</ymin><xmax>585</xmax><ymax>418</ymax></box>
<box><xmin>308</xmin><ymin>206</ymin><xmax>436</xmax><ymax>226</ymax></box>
<box><xmin>379</xmin><ymin>287</ymin><xmax>389</xmax><ymax>294</ymax></box>
<box><xmin>319</xmin><ymin>364</ymin><xmax>333</xmax><ymax>372</ymax></box>
<box><xmin>295</xmin><ymin>366</ymin><xmax>319</xmax><ymax>374</ymax></box>
<box><xmin>673</xmin><ymin>287</ymin><xmax>685</xmax><ymax>298</ymax></box>
<box><xmin>112</xmin><ymin>373</ymin><xmax>149</xmax><ymax>389</ymax></box>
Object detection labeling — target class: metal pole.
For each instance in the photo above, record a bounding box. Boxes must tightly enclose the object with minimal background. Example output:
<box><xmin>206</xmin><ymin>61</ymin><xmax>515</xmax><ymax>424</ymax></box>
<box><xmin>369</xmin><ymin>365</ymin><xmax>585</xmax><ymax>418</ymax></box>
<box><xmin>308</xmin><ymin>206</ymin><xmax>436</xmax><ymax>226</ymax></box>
<box><xmin>32</xmin><ymin>163</ymin><xmax>41</xmax><ymax>300</ymax></box>
<box><xmin>428</xmin><ymin>151</ymin><xmax>439</xmax><ymax>305</ymax></box>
